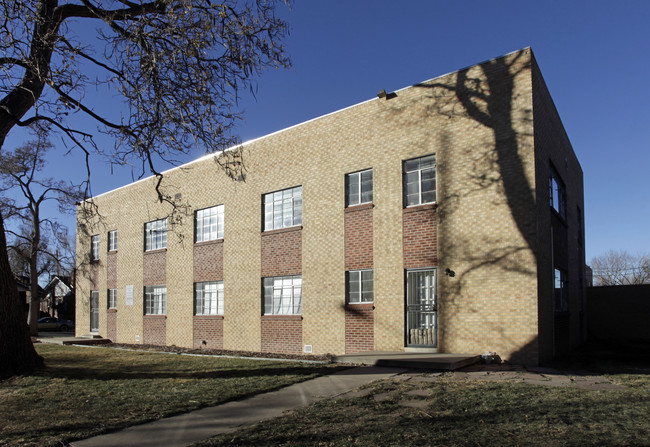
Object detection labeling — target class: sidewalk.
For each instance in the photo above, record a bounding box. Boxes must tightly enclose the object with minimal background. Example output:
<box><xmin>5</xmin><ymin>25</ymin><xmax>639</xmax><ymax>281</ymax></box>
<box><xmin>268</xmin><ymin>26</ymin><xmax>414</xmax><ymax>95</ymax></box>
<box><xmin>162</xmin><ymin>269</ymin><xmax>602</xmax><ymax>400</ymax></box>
<box><xmin>69</xmin><ymin>366</ymin><xmax>405</xmax><ymax>447</ymax></box>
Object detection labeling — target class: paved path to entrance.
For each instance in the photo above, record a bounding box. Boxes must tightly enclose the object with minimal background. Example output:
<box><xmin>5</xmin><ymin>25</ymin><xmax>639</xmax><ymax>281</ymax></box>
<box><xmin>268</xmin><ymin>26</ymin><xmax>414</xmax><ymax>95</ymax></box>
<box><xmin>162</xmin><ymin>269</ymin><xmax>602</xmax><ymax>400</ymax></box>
<box><xmin>69</xmin><ymin>366</ymin><xmax>405</xmax><ymax>447</ymax></box>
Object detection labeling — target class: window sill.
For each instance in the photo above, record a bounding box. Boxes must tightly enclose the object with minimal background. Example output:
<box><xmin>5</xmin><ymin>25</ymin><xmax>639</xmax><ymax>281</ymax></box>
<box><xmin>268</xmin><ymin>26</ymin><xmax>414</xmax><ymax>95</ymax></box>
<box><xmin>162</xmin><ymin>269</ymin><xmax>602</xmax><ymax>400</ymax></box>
<box><xmin>194</xmin><ymin>239</ymin><xmax>224</xmax><ymax>247</ymax></box>
<box><xmin>262</xmin><ymin>226</ymin><xmax>303</xmax><ymax>236</ymax></box>
<box><xmin>345</xmin><ymin>203</ymin><xmax>374</xmax><ymax>213</ymax></box>
<box><xmin>193</xmin><ymin>314</ymin><xmax>224</xmax><ymax>320</ymax></box>
<box><xmin>108</xmin><ymin>250</ymin><xmax>118</xmax><ymax>254</ymax></box>
<box><xmin>143</xmin><ymin>314</ymin><xmax>167</xmax><ymax>319</ymax></box>
<box><xmin>107</xmin><ymin>308</ymin><xmax>117</xmax><ymax>313</ymax></box>
<box><xmin>345</xmin><ymin>303</ymin><xmax>375</xmax><ymax>310</ymax></box>
<box><xmin>144</xmin><ymin>248</ymin><xmax>167</xmax><ymax>255</ymax></box>
<box><xmin>403</xmin><ymin>203</ymin><xmax>437</xmax><ymax>213</ymax></box>
<box><xmin>261</xmin><ymin>314</ymin><xmax>303</xmax><ymax>320</ymax></box>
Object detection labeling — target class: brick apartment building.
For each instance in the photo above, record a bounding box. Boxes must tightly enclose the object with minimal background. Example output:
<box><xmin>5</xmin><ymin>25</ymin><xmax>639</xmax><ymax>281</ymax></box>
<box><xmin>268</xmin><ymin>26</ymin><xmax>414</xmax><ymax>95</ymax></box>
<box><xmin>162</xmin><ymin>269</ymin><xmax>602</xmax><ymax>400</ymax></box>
<box><xmin>76</xmin><ymin>47</ymin><xmax>585</xmax><ymax>365</ymax></box>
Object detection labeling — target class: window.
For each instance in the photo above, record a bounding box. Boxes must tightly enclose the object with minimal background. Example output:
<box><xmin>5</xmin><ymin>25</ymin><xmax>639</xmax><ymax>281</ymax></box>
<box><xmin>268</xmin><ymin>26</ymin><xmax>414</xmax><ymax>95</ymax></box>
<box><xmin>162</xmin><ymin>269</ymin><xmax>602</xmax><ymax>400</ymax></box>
<box><xmin>195</xmin><ymin>205</ymin><xmax>224</xmax><ymax>243</ymax></box>
<box><xmin>554</xmin><ymin>268</ymin><xmax>568</xmax><ymax>313</ymax></box>
<box><xmin>263</xmin><ymin>275</ymin><xmax>302</xmax><ymax>315</ymax></box>
<box><xmin>144</xmin><ymin>285</ymin><xmax>166</xmax><ymax>315</ymax></box>
<box><xmin>403</xmin><ymin>154</ymin><xmax>436</xmax><ymax>206</ymax></box>
<box><xmin>263</xmin><ymin>186</ymin><xmax>302</xmax><ymax>231</ymax></box>
<box><xmin>346</xmin><ymin>270</ymin><xmax>374</xmax><ymax>303</ymax></box>
<box><xmin>549</xmin><ymin>167</ymin><xmax>566</xmax><ymax>218</ymax></box>
<box><xmin>91</xmin><ymin>235</ymin><xmax>100</xmax><ymax>261</ymax></box>
<box><xmin>108</xmin><ymin>288</ymin><xmax>117</xmax><ymax>309</ymax></box>
<box><xmin>195</xmin><ymin>281</ymin><xmax>224</xmax><ymax>315</ymax></box>
<box><xmin>346</xmin><ymin>169</ymin><xmax>373</xmax><ymax>206</ymax></box>
<box><xmin>145</xmin><ymin>218</ymin><xmax>167</xmax><ymax>251</ymax></box>
<box><xmin>108</xmin><ymin>230</ymin><xmax>118</xmax><ymax>251</ymax></box>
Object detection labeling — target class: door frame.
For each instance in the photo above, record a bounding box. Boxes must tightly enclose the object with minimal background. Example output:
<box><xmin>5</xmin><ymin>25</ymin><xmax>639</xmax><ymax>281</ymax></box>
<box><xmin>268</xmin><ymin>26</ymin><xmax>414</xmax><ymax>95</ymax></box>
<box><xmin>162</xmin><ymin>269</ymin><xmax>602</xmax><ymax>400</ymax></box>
<box><xmin>405</xmin><ymin>267</ymin><xmax>438</xmax><ymax>348</ymax></box>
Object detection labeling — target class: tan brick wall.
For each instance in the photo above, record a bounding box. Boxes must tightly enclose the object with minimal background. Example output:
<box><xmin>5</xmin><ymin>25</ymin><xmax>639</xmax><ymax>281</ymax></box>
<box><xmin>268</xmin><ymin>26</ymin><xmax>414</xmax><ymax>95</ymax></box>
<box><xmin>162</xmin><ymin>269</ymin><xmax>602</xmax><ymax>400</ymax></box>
<box><xmin>193</xmin><ymin>241</ymin><xmax>224</xmax><ymax>282</ymax></box>
<box><xmin>193</xmin><ymin>315</ymin><xmax>224</xmax><ymax>349</ymax></box>
<box><xmin>76</xmin><ymin>48</ymin><xmax>584</xmax><ymax>365</ymax></box>
<box><xmin>345</xmin><ymin>303</ymin><xmax>374</xmax><ymax>353</ymax></box>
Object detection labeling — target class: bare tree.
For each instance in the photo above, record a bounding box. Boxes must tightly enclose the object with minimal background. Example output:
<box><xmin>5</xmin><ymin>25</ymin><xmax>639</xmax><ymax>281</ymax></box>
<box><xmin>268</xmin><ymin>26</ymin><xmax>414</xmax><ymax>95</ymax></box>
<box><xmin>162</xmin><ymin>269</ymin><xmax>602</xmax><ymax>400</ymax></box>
<box><xmin>0</xmin><ymin>0</ymin><xmax>291</xmax><ymax>378</ymax></box>
<box><xmin>0</xmin><ymin>128</ymin><xmax>82</xmax><ymax>336</ymax></box>
<box><xmin>591</xmin><ymin>250</ymin><xmax>650</xmax><ymax>286</ymax></box>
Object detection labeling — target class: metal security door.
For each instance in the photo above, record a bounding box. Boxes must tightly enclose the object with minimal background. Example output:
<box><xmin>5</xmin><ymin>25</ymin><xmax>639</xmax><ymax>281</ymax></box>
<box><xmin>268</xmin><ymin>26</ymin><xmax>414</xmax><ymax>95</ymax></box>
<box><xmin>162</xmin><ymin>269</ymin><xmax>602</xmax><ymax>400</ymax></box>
<box><xmin>90</xmin><ymin>291</ymin><xmax>99</xmax><ymax>332</ymax></box>
<box><xmin>406</xmin><ymin>269</ymin><xmax>437</xmax><ymax>347</ymax></box>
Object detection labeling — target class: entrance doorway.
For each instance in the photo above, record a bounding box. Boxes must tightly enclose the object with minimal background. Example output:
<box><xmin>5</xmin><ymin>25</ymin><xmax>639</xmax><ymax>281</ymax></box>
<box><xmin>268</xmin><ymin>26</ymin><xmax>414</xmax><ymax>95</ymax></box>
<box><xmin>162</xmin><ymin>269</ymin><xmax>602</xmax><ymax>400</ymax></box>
<box><xmin>406</xmin><ymin>269</ymin><xmax>437</xmax><ymax>347</ymax></box>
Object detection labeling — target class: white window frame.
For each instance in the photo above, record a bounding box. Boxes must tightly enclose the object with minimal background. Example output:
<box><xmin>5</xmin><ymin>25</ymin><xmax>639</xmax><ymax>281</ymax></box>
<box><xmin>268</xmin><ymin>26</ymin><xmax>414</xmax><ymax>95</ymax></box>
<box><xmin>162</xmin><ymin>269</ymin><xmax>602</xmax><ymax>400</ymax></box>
<box><xmin>108</xmin><ymin>288</ymin><xmax>117</xmax><ymax>309</ymax></box>
<box><xmin>108</xmin><ymin>230</ymin><xmax>118</xmax><ymax>251</ymax></box>
<box><xmin>195</xmin><ymin>281</ymin><xmax>224</xmax><ymax>315</ymax></box>
<box><xmin>144</xmin><ymin>285</ymin><xmax>167</xmax><ymax>315</ymax></box>
<box><xmin>91</xmin><ymin>235</ymin><xmax>100</xmax><ymax>261</ymax></box>
<box><xmin>403</xmin><ymin>154</ymin><xmax>436</xmax><ymax>207</ymax></box>
<box><xmin>263</xmin><ymin>275</ymin><xmax>302</xmax><ymax>315</ymax></box>
<box><xmin>144</xmin><ymin>219</ymin><xmax>167</xmax><ymax>251</ymax></box>
<box><xmin>549</xmin><ymin>167</ymin><xmax>566</xmax><ymax>219</ymax></box>
<box><xmin>195</xmin><ymin>205</ymin><xmax>225</xmax><ymax>243</ymax></box>
<box><xmin>263</xmin><ymin>186</ymin><xmax>302</xmax><ymax>231</ymax></box>
<box><xmin>346</xmin><ymin>269</ymin><xmax>374</xmax><ymax>304</ymax></box>
<box><xmin>346</xmin><ymin>169</ymin><xmax>373</xmax><ymax>207</ymax></box>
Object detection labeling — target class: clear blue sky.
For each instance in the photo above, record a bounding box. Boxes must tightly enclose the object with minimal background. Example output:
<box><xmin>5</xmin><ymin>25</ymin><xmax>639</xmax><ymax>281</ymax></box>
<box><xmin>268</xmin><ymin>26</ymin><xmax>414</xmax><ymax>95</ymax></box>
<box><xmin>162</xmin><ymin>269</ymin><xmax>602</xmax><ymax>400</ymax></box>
<box><xmin>4</xmin><ymin>0</ymin><xmax>650</xmax><ymax>263</ymax></box>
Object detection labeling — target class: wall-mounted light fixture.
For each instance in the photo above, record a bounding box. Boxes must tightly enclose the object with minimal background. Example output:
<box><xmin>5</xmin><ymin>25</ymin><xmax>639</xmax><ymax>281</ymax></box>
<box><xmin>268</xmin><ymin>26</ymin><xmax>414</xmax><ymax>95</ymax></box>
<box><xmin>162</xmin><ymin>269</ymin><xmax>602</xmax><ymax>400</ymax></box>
<box><xmin>445</xmin><ymin>268</ymin><xmax>456</xmax><ymax>277</ymax></box>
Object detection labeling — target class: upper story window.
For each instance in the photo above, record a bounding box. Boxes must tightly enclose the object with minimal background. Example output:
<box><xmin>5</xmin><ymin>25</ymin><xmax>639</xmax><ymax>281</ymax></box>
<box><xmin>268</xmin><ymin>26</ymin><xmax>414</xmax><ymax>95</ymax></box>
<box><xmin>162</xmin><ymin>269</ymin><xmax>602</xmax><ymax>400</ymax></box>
<box><xmin>145</xmin><ymin>285</ymin><xmax>166</xmax><ymax>315</ymax></box>
<box><xmin>91</xmin><ymin>235</ymin><xmax>100</xmax><ymax>261</ymax></box>
<box><xmin>549</xmin><ymin>167</ymin><xmax>566</xmax><ymax>218</ymax></box>
<box><xmin>263</xmin><ymin>275</ymin><xmax>302</xmax><ymax>315</ymax></box>
<box><xmin>145</xmin><ymin>218</ymin><xmax>167</xmax><ymax>251</ymax></box>
<box><xmin>346</xmin><ymin>269</ymin><xmax>374</xmax><ymax>304</ymax></box>
<box><xmin>108</xmin><ymin>230</ymin><xmax>118</xmax><ymax>251</ymax></box>
<box><xmin>195</xmin><ymin>281</ymin><xmax>224</xmax><ymax>315</ymax></box>
<box><xmin>263</xmin><ymin>186</ymin><xmax>302</xmax><ymax>231</ymax></box>
<box><xmin>195</xmin><ymin>205</ymin><xmax>224</xmax><ymax>243</ymax></box>
<box><xmin>403</xmin><ymin>154</ymin><xmax>436</xmax><ymax>207</ymax></box>
<box><xmin>346</xmin><ymin>169</ymin><xmax>373</xmax><ymax>207</ymax></box>
<box><xmin>108</xmin><ymin>288</ymin><xmax>117</xmax><ymax>309</ymax></box>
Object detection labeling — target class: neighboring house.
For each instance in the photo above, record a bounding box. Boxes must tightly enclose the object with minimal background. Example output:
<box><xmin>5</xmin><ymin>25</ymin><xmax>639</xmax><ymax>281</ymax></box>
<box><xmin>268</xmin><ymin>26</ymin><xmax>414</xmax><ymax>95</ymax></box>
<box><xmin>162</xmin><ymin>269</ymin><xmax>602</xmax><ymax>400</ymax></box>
<box><xmin>75</xmin><ymin>48</ymin><xmax>585</xmax><ymax>365</ymax></box>
<box><xmin>42</xmin><ymin>276</ymin><xmax>75</xmax><ymax>321</ymax></box>
<box><xmin>15</xmin><ymin>274</ymin><xmax>45</xmax><ymax>317</ymax></box>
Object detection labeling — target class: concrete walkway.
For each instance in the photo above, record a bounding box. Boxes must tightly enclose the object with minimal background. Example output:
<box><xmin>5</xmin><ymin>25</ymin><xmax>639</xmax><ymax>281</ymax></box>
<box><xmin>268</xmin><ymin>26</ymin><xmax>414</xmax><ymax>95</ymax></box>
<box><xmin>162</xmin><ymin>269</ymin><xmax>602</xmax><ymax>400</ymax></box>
<box><xmin>69</xmin><ymin>366</ymin><xmax>404</xmax><ymax>447</ymax></box>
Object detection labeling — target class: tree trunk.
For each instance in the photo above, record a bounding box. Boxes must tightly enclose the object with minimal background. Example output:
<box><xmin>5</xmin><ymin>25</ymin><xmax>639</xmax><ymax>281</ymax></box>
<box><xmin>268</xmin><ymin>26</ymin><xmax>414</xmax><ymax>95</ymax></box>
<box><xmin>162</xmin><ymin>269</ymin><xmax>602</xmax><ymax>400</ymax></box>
<box><xmin>0</xmin><ymin>213</ymin><xmax>43</xmax><ymax>380</ymax></box>
<box><xmin>28</xmin><ymin>210</ymin><xmax>40</xmax><ymax>336</ymax></box>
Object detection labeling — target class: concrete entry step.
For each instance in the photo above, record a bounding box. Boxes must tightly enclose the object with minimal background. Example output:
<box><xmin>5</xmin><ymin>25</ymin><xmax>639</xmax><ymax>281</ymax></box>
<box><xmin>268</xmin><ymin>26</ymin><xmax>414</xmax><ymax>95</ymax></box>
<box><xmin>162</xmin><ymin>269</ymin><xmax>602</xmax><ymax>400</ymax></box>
<box><xmin>333</xmin><ymin>351</ymin><xmax>480</xmax><ymax>370</ymax></box>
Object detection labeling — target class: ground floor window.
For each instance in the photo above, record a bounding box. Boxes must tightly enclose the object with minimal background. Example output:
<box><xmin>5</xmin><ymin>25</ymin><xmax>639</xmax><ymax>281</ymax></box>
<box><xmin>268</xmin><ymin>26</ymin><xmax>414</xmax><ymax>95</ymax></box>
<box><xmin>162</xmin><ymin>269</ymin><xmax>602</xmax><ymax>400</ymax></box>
<box><xmin>195</xmin><ymin>281</ymin><xmax>224</xmax><ymax>315</ymax></box>
<box><xmin>263</xmin><ymin>275</ymin><xmax>302</xmax><ymax>315</ymax></box>
<box><xmin>346</xmin><ymin>270</ymin><xmax>374</xmax><ymax>303</ymax></box>
<box><xmin>554</xmin><ymin>268</ymin><xmax>568</xmax><ymax>313</ymax></box>
<box><xmin>145</xmin><ymin>285</ymin><xmax>167</xmax><ymax>315</ymax></box>
<box><xmin>108</xmin><ymin>288</ymin><xmax>117</xmax><ymax>309</ymax></box>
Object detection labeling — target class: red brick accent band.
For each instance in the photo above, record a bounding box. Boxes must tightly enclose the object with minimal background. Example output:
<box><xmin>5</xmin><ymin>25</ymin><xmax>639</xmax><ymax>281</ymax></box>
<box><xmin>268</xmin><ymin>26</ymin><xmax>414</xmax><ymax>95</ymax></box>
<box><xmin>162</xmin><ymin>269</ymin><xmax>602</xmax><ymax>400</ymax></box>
<box><xmin>261</xmin><ymin>227</ymin><xmax>302</xmax><ymax>277</ymax></box>
<box><xmin>403</xmin><ymin>204</ymin><xmax>438</xmax><ymax>269</ymax></box>
<box><xmin>143</xmin><ymin>315</ymin><xmax>166</xmax><ymax>346</ymax></box>
<box><xmin>193</xmin><ymin>315</ymin><xmax>224</xmax><ymax>349</ymax></box>
<box><xmin>143</xmin><ymin>250</ymin><xmax>166</xmax><ymax>285</ymax></box>
<box><xmin>107</xmin><ymin>308</ymin><xmax>117</xmax><ymax>342</ymax></box>
<box><xmin>345</xmin><ymin>204</ymin><xmax>373</xmax><ymax>270</ymax></box>
<box><xmin>193</xmin><ymin>240</ymin><xmax>224</xmax><ymax>282</ymax></box>
<box><xmin>345</xmin><ymin>303</ymin><xmax>374</xmax><ymax>353</ymax></box>
<box><xmin>107</xmin><ymin>251</ymin><xmax>117</xmax><ymax>288</ymax></box>
<box><xmin>261</xmin><ymin>315</ymin><xmax>302</xmax><ymax>354</ymax></box>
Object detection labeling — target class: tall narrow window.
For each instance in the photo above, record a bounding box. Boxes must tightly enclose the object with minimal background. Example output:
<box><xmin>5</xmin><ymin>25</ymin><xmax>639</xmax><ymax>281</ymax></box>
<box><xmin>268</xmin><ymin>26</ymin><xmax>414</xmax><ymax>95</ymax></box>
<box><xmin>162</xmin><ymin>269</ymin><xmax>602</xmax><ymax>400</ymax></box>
<box><xmin>263</xmin><ymin>186</ymin><xmax>302</xmax><ymax>231</ymax></box>
<box><xmin>263</xmin><ymin>275</ymin><xmax>302</xmax><ymax>315</ymax></box>
<box><xmin>549</xmin><ymin>167</ymin><xmax>566</xmax><ymax>218</ymax></box>
<box><xmin>346</xmin><ymin>270</ymin><xmax>374</xmax><ymax>303</ymax></box>
<box><xmin>91</xmin><ymin>235</ymin><xmax>100</xmax><ymax>261</ymax></box>
<box><xmin>108</xmin><ymin>230</ymin><xmax>118</xmax><ymax>251</ymax></box>
<box><xmin>144</xmin><ymin>219</ymin><xmax>167</xmax><ymax>251</ymax></box>
<box><xmin>144</xmin><ymin>285</ymin><xmax>166</xmax><ymax>315</ymax></box>
<box><xmin>403</xmin><ymin>154</ymin><xmax>436</xmax><ymax>206</ymax></box>
<box><xmin>108</xmin><ymin>288</ymin><xmax>117</xmax><ymax>309</ymax></box>
<box><xmin>195</xmin><ymin>205</ymin><xmax>224</xmax><ymax>243</ymax></box>
<box><xmin>554</xmin><ymin>268</ymin><xmax>568</xmax><ymax>313</ymax></box>
<box><xmin>346</xmin><ymin>169</ymin><xmax>373</xmax><ymax>207</ymax></box>
<box><xmin>195</xmin><ymin>281</ymin><xmax>224</xmax><ymax>315</ymax></box>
